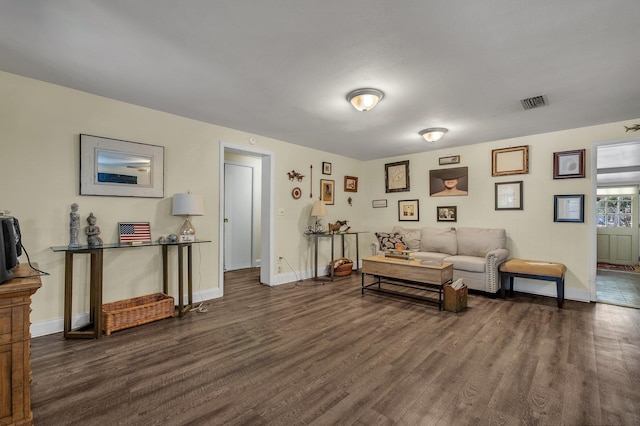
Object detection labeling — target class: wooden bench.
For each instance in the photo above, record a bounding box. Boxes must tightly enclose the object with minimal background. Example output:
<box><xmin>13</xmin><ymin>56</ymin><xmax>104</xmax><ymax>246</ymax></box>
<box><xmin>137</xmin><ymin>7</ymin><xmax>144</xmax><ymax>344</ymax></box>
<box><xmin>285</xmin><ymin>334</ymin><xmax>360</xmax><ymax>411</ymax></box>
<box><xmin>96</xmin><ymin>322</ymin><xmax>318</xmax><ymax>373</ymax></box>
<box><xmin>499</xmin><ymin>259</ymin><xmax>567</xmax><ymax>308</ymax></box>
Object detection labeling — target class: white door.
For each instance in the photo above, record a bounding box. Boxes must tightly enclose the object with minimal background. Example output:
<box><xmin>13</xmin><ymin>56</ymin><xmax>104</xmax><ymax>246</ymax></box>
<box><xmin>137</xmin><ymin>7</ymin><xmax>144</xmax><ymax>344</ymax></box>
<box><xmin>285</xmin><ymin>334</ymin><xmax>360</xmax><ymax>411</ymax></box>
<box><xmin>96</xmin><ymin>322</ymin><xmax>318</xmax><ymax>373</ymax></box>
<box><xmin>224</xmin><ymin>163</ymin><xmax>253</xmax><ymax>271</ymax></box>
<box><xmin>596</xmin><ymin>192</ymin><xmax>639</xmax><ymax>265</ymax></box>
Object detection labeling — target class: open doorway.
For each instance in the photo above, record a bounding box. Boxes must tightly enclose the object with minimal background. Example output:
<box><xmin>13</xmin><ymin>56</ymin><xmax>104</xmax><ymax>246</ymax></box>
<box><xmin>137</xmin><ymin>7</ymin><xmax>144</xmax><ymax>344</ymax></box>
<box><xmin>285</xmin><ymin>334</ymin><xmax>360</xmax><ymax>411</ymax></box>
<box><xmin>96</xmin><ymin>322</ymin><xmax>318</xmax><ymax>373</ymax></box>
<box><xmin>593</xmin><ymin>139</ymin><xmax>640</xmax><ymax>308</ymax></box>
<box><xmin>219</xmin><ymin>142</ymin><xmax>274</xmax><ymax>295</ymax></box>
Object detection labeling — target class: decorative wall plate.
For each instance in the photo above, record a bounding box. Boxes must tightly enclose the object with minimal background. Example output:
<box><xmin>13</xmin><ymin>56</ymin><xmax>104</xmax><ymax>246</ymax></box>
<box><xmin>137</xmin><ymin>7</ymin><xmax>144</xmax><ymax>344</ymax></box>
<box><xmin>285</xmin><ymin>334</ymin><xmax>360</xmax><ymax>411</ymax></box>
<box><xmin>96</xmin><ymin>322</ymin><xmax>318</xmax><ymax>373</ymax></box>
<box><xmin>292</xmin><ymin>187</ymin><xmax>302</xmax><ymax>199</ymax></box>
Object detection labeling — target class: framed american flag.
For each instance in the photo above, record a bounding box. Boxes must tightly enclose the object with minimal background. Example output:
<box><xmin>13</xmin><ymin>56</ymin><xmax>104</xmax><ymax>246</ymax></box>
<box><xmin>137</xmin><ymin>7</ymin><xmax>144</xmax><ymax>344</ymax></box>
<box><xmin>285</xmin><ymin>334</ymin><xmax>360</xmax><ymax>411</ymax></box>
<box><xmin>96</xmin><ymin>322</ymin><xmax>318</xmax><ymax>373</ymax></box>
<box><xmin>118</xmin><ymin>222</ymin><xmax>152</xmax><ymax>244</ymax></box>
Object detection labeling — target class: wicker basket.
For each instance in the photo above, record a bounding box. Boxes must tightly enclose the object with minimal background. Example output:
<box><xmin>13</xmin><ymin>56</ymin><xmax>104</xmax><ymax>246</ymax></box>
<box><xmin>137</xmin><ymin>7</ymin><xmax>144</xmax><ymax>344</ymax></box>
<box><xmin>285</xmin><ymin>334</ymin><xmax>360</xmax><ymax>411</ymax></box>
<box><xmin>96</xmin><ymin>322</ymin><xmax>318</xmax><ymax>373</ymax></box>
<box><xmin>102</xmin><ymin>293</ymin><xmax>174</xmax><ymax>335</ymax></box>
<box><xmin>332</xmin><ymin>257</ymin><xmax>354</xmax><ymax>277</ymax></box>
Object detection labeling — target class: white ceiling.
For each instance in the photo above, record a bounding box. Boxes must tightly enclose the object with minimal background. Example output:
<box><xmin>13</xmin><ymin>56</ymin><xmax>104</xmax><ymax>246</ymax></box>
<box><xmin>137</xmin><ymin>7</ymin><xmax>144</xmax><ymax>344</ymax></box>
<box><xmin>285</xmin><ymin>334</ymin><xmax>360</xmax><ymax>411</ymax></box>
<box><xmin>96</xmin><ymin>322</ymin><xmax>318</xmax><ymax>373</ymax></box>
<box><xmin>1</xmin><ymin>1</ymin><xmax>640</xmax><ymax>162</ymax></box>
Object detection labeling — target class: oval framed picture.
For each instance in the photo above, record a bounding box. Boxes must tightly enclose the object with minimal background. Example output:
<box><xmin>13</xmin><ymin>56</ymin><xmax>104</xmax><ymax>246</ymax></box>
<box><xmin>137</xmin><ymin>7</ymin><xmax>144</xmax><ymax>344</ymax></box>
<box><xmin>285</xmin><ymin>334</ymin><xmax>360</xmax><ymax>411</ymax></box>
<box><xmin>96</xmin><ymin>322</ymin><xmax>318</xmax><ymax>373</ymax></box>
<box><xmin>292</xmin><ymin>187</ymin><xmax>302</xmax><ymax>199</ymax></box>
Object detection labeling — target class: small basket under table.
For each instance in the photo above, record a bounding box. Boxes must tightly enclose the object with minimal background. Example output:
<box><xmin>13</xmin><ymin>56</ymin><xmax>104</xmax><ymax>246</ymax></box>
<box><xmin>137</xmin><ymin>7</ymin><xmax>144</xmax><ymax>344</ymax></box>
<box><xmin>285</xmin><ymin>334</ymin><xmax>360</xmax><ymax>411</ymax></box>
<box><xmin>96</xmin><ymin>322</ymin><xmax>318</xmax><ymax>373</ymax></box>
<box><xmin>102</xmin><ymin>292</ymin><xmax>175</xmax><ymax>335</ymax></box>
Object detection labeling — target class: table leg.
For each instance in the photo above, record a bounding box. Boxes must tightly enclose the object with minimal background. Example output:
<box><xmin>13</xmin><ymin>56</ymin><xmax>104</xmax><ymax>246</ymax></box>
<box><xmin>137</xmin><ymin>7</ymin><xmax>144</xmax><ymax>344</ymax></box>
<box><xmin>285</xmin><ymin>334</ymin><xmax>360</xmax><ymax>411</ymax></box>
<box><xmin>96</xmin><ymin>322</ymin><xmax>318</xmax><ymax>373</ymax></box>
<box><xmin>187</xmin><ymin>244</ymin><xmax>193</xmax><ymax>309</ymax></box>
<box><xmin>355</xmin><ymin>233</ymin><xmax>360</xmax><ymax>273</ymax></box>
<box><xmin>162</xmin><ymin>244</ymin><xmax>168</xmax><ymax>295</ymax></box>
<box><xmin>330</xmin><ymin>234</ymin><xmax>335</xmax><ymax>281</ymax></box>
<box><xmin>314</xmin><ymin>234</ymin><xmax>319</xmax><ymax>279</ymax></box>
<box><xmin>178</xmin><ymin>244</ymin><xmax>184</xmax><ymax>316</ymax></box>
<box><xmin>63</xmin><ymin>252</ymin><xmax>73</xmax><ymax>337</ymax></box>
<box><xmin>92</xmin><ymin>250</ymin><xmax>103</xmax><ymax>338</ymax></box>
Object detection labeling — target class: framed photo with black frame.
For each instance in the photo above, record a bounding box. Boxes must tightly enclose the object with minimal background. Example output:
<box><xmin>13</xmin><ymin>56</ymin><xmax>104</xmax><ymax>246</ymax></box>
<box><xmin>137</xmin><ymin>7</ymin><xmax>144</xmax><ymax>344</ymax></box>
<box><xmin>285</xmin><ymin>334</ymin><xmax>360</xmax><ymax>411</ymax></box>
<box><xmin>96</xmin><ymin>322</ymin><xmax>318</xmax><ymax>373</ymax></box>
<box><xmin>495</xmin><ymin>181</ymin><xmax>523</xmax><ymax>210</ymax></box>
<box><xmin>322</xmin><ymin>162</ymin><xmax>332</xmax><ymax>175</ymax></box>
<box><xmin>385</xmin><ymin>160</ymin><xmax>410</xmax><ymax>193</ymax></box>
<box><xmin>554</xmin><ymin>194</ymin><xmax>584</xmax><ymax>222</ymax></box>
<box><xmin>398</xmin><ymin>199</ymin><xmax>419</xmax><ymax>221</ymax></box>
<box><xmin>437</xmin><ymin>206</ymin><xmax>457</xmax><ymax>222</ymax></box>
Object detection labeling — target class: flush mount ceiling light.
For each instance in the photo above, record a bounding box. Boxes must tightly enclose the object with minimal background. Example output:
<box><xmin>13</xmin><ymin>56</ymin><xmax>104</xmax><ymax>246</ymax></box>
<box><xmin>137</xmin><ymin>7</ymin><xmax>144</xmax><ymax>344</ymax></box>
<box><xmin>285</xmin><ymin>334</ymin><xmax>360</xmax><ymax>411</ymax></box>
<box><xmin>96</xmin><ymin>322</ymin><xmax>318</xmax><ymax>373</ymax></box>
<box><xmin>346</xmin><ymin>88</ymin><xmax>384</xmax><ymax>111</ymax></box>
<box><xmin>419</xmin><ymin>128</ymin><xmax>448</xmax><ymax>142</ymax></box>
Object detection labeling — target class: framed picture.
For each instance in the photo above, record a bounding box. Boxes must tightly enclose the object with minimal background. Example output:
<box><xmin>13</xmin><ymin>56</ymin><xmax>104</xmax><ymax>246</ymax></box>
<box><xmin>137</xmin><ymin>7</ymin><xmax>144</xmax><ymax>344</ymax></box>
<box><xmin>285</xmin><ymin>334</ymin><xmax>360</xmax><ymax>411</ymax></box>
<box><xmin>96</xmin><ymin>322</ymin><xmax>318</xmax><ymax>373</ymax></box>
<box><xmin>492</xmin><ymin>145</ymin><xmax>529</xmax><ymax>176</ymax></box>
<box><xmin>320</xmin><ymin>179</ymin><xmax>335</xmax><ymax>205</ymax></box>
<box><xmin>118</xmin><ymin>222</ymin><xmax>152</xmax><ymax>245</ymax></box>
<box><xmin>429</xmin><ymin>167</ymin><xmax>468</xmax><ymax>196</ymax></box>
<box><xmin>322</xmin><ymin>162</ymin><xmax>332</xmax><ymax>175</ymax></box>
<box><xmin>439</xmin><ymin>155</ymin><xmax>460</xmax><ymax>165</ymax></box>
<box><xmin>437</xmin><ymin>206</ymin><xmax>457</xmax><ymax>222</ymax></box>
<box><xmin>80</xmin><ymin>134</ymin><xmax>164</xmax><ymax>198</ymax></box>
<box><xmin>385</xmin><ymin>160</ymin><xmax>410</xmax><ymax>193</ymax></box>
<box><xmin>398</xmin><ymin>199</ymin><xmax>419</xmax><ymax>221</ymax></box>
<box><xmin>495</xmin><ymin>181</ymin><xmax>523</xmax><ymax>210</ymax></box>
<box><xmin>372</xmin><ymin>199</ymin><xmax>387</xmax><ymax>208</ymax></box>
<box><xmin>344</xmin><ymin>176</ymin><xmax>358</xmax><ymax>192</ymax></box>
<box><xmin>554</xmin><ymin>194</ymin><xmax>585</xmax><ymax>222</ymax></box>
<box><xmin>553</xmin><ymin>149</ymin><xmax>585</xmax><ymax>179</ymax></box>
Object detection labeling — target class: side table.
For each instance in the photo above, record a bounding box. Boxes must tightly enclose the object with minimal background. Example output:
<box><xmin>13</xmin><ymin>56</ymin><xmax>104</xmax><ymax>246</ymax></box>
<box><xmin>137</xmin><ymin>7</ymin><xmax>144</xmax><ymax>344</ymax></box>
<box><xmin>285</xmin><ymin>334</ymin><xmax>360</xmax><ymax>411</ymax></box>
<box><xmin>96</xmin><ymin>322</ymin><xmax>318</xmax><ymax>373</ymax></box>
<box><xmin>312</xmin><ymin>232</ymin><xmax>364</xmax><ymax>281</ymax></box>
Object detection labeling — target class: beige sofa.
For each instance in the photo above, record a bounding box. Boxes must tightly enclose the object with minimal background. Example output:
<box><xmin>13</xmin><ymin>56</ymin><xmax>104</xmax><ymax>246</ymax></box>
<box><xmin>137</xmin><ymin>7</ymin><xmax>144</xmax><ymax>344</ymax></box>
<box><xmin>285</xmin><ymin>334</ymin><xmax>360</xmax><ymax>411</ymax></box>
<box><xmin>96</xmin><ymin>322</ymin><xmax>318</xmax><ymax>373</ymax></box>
<box><xmin>375</xmin><ymin>226</ymin><xmax>510</xmax><ymax>294</ymax></box>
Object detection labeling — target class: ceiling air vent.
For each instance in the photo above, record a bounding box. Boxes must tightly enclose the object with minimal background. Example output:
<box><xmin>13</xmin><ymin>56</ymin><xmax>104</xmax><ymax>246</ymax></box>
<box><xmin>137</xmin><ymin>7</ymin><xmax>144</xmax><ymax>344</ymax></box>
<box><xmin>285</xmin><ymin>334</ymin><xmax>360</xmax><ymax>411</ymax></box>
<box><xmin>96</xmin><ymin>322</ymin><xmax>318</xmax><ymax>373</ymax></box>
<box><xmin>520</xmin><ymin>95</ymin><xmax>547</xmax><ymax>110</ymax></box>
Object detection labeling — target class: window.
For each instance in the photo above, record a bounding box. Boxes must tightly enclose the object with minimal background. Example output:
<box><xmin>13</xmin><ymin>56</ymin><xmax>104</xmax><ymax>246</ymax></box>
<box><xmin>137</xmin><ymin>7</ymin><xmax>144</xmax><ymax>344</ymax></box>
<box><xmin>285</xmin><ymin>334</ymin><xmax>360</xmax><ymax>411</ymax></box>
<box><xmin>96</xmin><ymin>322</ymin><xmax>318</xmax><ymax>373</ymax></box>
<box><xmin>596</xmin><ymin>196</ymin><xmax>632</xmax><ymax>227</ymax></box>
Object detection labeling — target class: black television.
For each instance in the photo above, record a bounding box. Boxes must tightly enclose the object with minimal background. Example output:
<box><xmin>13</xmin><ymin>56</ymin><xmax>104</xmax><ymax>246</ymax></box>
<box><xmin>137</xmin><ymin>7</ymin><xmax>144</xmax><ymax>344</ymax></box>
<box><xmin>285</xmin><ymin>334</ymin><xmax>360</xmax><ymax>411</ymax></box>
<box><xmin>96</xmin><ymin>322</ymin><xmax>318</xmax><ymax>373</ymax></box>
<box><xmin>0</xmin><ymin>216</ymin><xmax>21</xmax><ymax>284</ymax></box>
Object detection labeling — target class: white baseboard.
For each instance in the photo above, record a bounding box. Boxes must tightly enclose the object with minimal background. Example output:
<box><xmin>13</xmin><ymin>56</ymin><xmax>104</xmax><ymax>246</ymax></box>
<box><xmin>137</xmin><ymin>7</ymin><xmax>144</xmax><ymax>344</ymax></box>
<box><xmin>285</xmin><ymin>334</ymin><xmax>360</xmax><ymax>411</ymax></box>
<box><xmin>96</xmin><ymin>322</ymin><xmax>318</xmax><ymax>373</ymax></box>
<box><xmin>31</xmin><ymin>288</ymin><xmax>223</xmax><ymax>338</ymax></box>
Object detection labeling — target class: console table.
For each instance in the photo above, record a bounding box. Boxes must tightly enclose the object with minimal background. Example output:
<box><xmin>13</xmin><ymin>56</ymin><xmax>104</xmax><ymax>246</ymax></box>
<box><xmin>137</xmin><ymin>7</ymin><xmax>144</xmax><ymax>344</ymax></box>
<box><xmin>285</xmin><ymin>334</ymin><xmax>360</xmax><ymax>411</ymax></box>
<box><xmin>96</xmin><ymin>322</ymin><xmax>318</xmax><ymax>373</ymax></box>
<box><xmin>51</xmin><ymin>240</ymin><xmax>210</xmax><ymax>339</ymax></box>
<box><xmin>311</xmin><ymin>232</ymin><xmax>364</xmax><ymax>281</ymax></box>
<box><xmin>0</xmin><ymin>263</ymin><xmax>41</xmax><ymax>425</ymax></box>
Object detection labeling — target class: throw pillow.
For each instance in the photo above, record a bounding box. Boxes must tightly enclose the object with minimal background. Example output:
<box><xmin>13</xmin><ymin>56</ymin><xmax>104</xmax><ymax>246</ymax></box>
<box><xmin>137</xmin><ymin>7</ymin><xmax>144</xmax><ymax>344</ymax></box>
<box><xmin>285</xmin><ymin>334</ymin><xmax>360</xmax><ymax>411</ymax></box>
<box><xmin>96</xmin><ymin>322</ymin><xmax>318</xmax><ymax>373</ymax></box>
<box><xmin>375</xmin><ymin>232</ymin><xmax>406</xmax><ymax>250</ymax></box>
<box><xmin>392</xmin><ymin>226</ymin><xmax>421</xmax><ymax>250</ymax></box>
<box><xmin>420</xmin><ymin>227</ymin><xmax>457</xmax><ymax>255</ymax></box>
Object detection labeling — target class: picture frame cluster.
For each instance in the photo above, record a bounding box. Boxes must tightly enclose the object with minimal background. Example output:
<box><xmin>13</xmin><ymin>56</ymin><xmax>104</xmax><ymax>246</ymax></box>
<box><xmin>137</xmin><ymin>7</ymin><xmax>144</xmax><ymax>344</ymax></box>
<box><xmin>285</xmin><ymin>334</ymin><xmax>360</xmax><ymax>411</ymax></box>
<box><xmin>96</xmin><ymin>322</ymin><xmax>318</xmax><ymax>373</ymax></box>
<box><xmin>377</xmin><ymin>145</ymin><xmax>586</xmax><ymax>223</ymax></box>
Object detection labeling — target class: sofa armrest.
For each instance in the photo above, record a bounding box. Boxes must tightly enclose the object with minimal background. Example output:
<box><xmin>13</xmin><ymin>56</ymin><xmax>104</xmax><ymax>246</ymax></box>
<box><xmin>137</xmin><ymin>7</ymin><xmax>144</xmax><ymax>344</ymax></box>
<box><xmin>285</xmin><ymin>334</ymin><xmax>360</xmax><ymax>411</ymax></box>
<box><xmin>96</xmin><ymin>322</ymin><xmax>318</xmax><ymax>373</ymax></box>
<box><xmin>485</xmin><ymin>248</ymin><xmax>510</xmax><ymax>293</ymax></box>
<box><xmin>486</xmin><ymin>248</ymin><xmax>509</xmax><ymax>263</ymax></box>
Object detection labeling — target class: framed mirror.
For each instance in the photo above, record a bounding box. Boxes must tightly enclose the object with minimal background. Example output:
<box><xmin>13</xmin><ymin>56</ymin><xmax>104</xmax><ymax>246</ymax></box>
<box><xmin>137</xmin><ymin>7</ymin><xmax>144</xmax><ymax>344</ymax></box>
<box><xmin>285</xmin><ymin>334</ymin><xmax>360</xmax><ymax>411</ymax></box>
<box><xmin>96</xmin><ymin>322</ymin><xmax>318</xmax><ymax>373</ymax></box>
<box><xmin>80</xmin><ymin>134</ymin><xmax>164</xmax><ymax>197</ymax></box>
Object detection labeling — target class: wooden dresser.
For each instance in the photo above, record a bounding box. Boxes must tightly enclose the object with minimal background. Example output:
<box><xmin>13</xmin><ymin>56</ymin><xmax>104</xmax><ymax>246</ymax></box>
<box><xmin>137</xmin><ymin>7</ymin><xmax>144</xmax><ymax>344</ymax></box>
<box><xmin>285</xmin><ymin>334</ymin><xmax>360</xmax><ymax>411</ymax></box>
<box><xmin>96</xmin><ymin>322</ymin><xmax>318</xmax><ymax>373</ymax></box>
<box><xmin>0</xmin><ymin>264</ymin><xmax>41</xmax><ymax>426</ymax></box>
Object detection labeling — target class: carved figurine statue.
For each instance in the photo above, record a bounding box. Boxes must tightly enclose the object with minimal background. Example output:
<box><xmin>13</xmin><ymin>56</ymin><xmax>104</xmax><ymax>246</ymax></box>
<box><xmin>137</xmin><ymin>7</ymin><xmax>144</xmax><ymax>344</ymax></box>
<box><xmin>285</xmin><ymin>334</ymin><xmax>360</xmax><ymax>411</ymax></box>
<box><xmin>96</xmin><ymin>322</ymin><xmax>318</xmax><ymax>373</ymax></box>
<box><xmin>85</xmin><ymin>212</ymin><xmax>103</xmax><ymax>247</ymax></box>
<box><xmin>69</xmin><ymin>203</ymin><xmax>80</xmax><ymax>248</ymax></box>
<box><xmin>327</xmin><ymin>220</ymin><xmax>351</xmax><ymax>234</ymax></box>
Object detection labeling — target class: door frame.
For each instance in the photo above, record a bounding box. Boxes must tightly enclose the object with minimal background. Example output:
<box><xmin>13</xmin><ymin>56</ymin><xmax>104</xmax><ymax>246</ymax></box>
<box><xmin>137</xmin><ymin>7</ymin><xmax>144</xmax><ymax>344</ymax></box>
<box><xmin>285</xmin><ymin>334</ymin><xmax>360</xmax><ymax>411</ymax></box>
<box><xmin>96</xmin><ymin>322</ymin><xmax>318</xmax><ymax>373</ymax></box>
<box><xmin>219</xmin><ymin>142</ymin><xmax>275</xmax><ymax>293</ymax></box>
<box><xmin>590</xmin><ymin>136</ymin><xmax>640</xmax><ymax>301</ymax></box>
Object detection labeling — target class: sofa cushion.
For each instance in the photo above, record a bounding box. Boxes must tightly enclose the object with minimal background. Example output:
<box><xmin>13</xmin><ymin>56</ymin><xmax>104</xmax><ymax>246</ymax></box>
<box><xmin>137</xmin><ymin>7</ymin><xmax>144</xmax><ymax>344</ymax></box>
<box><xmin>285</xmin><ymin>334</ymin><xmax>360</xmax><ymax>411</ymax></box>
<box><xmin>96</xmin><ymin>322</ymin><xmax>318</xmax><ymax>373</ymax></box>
<box><xmin>444</xmin><ymin>255</ymin><xmax>486</xmax><ymax>273</ymax></box>
<box><xmin>392</xmin><ymin>226</ymin><xmax>421</xmax><ymax>250</ymax></box>
<box><xmin>414</xmin><ymin>252</ymin><xmax>450</xmax><ymax>261</ymax></box>
<box><xmin>456</xmin><ymin>227</ymin><xmax>506</xmax><ymax>257</ymax></box>
<box><xmin>375</xmin><ymin>232</ymin><xmax>406</xmax><ymax>250</ymax></box>
<box><xmin>420</xmin><ymin>227</ymin><xmax>457</xmax><ymax>255</ymax></box>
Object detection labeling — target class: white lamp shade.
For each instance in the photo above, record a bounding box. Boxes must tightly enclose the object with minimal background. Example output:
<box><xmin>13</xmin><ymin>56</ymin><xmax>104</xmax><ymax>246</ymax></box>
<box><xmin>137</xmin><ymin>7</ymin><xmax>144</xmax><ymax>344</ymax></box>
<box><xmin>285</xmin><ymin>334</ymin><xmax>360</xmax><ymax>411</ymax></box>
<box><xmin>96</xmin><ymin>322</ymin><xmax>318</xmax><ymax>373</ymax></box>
<box><xmin>172</xmin><ymin>193</ymin><xmax>205</xmax><ymax>216</ymax></box>
<box><xmin>310</xmin><ymin>200</ymin><xmax>327</xmax><ymax>217</ymax></box>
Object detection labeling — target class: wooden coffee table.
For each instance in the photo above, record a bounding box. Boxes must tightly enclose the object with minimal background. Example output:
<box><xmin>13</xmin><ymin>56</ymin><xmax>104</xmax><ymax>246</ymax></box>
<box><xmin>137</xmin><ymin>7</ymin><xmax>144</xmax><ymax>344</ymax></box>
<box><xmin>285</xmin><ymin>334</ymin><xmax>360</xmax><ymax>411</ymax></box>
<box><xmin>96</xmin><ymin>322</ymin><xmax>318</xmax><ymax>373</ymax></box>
<box><xmin>361</xmin><ymin>255</ymin><xmax>453</xmax><ymax>310</ymax></box>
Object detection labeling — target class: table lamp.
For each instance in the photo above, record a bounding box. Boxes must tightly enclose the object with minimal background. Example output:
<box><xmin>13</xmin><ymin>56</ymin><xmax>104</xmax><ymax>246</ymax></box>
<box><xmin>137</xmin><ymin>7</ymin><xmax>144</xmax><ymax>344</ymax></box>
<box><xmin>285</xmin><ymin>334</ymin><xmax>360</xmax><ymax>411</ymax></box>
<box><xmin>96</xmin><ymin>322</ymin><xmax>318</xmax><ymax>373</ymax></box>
<box><xmin>310</xmin><ymin>200</ymin><xmax>327</xmax><ymax>233</ymax></box>
<box><xmin>172</xmin><ymin>192</ymin><xmax>204</xmax><ymax>242</ymax></box>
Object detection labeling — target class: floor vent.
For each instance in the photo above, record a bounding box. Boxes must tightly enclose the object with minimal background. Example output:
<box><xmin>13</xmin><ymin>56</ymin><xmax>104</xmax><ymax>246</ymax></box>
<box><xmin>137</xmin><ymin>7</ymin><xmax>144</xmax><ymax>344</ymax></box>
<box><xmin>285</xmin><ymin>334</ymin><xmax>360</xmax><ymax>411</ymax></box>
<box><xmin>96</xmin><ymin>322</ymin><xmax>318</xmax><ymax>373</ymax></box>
<box><xmin>520</xmin><ymin>95</ymin><xmax>547</xmax><ymax>110</ymax></box>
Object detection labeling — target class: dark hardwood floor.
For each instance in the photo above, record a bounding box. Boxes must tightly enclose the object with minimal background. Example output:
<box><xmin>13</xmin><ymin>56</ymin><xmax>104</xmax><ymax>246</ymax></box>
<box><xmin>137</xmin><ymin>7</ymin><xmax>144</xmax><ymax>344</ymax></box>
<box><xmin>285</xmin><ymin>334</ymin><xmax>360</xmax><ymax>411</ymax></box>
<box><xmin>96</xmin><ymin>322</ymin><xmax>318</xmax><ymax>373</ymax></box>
<box><xmin>30</xmin><ymin>269</ymin><xmax>640</xmax><ymax>425</ymax></box>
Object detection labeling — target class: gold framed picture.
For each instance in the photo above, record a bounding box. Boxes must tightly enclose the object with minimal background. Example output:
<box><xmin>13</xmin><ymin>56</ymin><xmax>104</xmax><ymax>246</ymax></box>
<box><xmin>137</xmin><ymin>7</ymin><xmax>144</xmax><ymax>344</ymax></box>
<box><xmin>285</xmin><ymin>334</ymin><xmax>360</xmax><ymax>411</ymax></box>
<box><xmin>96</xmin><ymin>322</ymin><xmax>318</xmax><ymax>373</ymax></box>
<box><xmin>492</xmin><ymin>145</ymin><xmax>529</xmax><ymax>176</ymax></box>
<box><xmin>320</xmin><ymin>179</ymin><xmax>335</xmax><ymax>205</ymax></box>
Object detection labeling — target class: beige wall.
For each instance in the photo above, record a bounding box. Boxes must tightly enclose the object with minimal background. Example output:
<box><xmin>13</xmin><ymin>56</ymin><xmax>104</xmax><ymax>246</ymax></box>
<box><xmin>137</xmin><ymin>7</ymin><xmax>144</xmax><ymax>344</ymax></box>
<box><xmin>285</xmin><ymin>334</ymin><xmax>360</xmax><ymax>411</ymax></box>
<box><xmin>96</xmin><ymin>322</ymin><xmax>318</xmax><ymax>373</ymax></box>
<box><xmin>360</xmin><ymin>122</ymin><xmax>640</xmax><ymax>302</ymax></box>
<box><xmin>2</xmin><ymin>70</ymin><xmax>639</xmax><ymax>336</ymax></box>
<box><xmin>0</xmin><ymin>71</ymin><xmax>363</xmax><ymax>336</ymax></box>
